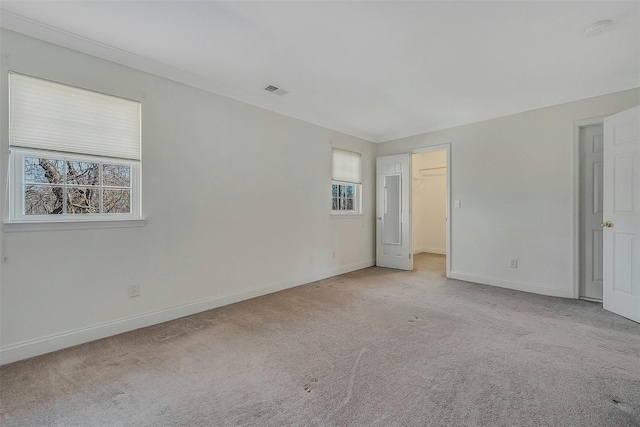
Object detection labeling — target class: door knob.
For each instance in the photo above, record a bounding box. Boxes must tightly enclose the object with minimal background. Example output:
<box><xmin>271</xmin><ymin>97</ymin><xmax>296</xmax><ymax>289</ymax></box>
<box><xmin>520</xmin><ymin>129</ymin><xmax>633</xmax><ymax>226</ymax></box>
<box><xmin>601</xmin><ymin>221</ymin><xmax>613</xmax><ymax>228</ymax></box>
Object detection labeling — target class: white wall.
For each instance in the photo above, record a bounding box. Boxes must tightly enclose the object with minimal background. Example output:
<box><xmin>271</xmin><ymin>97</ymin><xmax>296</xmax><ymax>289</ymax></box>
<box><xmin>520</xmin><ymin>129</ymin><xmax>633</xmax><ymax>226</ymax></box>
<box><xmin>0</xmin><ymin>30</ymin><xmax>376</xmax><ymax>364</ymax></box>
<box><xmin>378</xmin><ymin>88</ymin><xmax>640</xmax><ymax>298</ymax></box>
<box><xmin>412</xmin><ymin>151</ymin><xmax>446</xmax><ymax>255</ymax></box>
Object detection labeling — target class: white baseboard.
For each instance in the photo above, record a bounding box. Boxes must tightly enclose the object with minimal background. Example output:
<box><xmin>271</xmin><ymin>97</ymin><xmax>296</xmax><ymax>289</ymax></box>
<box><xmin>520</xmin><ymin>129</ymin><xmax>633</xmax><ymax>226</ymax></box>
<box><xmin>413</xmin><ymin>247</ymin><xmax>446</xmax><ymax>255</ymax></box>
<box><xmin>0</xmin><ymin>259</ymin><xmax>375</xmax><ymax>366</ymax></box>
<box><xmin>449</xmin><ymin>271</ymin><xmax>574</xmax><ymax>299</ymax></box>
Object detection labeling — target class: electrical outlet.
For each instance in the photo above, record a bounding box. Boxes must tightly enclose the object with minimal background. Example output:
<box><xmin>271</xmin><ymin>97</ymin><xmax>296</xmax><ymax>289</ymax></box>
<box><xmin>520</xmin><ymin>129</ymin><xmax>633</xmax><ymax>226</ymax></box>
<box><xmin>454</xmin><ymin>200</ymin><xmax>461</xmax><ymax>208</ymax></box>
<box><xmin>129</xmin><ymin>283</ymin><xmax>140</xmax><ymax>298</ymax></box>
<box><xmin>510</xmin><ymin>259</ymin><xmax>518</xmax><ymax>268</ymax></box>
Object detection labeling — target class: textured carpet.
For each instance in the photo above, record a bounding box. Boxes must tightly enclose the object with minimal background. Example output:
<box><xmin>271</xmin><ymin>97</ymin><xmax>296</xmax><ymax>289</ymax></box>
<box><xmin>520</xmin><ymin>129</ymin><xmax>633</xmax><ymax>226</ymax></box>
<box><xmin>1</xmin><ymin>253</ymin><xmax>639</xmax><ymax>426</ymax></box>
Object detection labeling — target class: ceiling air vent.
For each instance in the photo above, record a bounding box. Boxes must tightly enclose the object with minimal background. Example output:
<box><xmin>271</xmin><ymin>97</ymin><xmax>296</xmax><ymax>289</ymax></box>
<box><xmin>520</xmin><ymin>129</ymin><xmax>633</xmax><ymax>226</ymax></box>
<box><xmin>264</xmin><ymin>85</ymin><xmax>288</xmax><ymax>96</ymax></box>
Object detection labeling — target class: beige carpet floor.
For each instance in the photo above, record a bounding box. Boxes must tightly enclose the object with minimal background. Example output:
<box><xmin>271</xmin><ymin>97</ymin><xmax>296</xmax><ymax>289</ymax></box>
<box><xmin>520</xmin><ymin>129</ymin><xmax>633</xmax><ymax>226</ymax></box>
<box><xmin>1</xmin><ymin>253</ymin><xmax>639</xmax><ymax>426</ymax></box>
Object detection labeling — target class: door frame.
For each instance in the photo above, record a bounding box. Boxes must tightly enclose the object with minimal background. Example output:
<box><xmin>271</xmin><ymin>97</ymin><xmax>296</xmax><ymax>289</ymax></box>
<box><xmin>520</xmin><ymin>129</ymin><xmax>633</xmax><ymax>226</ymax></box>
<box><xmin>411</xmin><ymin>143</ymin><xmax>452</xmax><ymax>278</ymax></box>
<box><xmin>572</xmin><ymin>117</ymin><xmax>605</xmax><ymax>299</ymax></box>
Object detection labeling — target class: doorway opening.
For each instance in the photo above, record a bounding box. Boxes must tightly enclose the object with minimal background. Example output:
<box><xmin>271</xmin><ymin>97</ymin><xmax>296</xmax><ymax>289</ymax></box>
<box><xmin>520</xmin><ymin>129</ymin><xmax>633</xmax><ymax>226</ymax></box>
<box><xmin>375</xmin><ymin>144</ymin><xmax>451</xmax><ymax>275</ymax></box>
<box><xmin>577</xmin><ymin>122</ymin><xmax>604</xmax><ymax>302</ymax></box>
<box><xmin>411</xmin><ymin>144</ymin><xmax>450</xmax><ymax>277</ymax></box>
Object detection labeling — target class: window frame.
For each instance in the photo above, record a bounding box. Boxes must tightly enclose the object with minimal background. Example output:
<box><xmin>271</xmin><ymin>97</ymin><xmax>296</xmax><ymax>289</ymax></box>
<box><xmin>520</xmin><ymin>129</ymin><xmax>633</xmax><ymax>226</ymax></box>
<box><xmin>331</xmin><ymin>180</ymin><xmax>362</xmax><ymax>216</ymax></box>
<box><xmin>6</xmin><ymin>148</ymin><xmax>143</xmax><ymax>229</ymax></box>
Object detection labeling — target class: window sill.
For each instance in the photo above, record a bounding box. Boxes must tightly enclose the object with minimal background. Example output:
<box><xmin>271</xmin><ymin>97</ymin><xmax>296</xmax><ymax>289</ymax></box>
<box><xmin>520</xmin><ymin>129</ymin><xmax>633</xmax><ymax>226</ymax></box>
<box><xmin>3</xmin><ymin>218</ymin><xmax>146</xmax><ymax>232</ymax></box>
<box><xmin>331</xmin><ymin>213</ymin><xmax>363</xmax><ymax>219</ymax></box>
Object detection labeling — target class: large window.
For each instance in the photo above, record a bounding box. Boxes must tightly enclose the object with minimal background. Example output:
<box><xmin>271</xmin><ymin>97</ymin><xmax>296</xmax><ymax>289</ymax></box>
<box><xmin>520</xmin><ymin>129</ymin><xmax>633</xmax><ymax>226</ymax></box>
<box><xmin>7</xmin><ymin>73</ymin><xmax>142</xmax><ymax>226</ymax></box>
<box><xmin>332</xmin><ymin>149</ymin><xmax>362</xmax><ymax>215</ymax></box>
<box><xmin>13</xmin><ymin>150</ymin><xmax>138</xmax><ymax>216</ymax></box>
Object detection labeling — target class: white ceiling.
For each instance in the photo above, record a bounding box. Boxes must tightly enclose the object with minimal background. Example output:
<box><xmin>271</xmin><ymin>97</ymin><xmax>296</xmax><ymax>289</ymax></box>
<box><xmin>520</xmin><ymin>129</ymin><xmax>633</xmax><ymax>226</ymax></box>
<box><xmin>1</xmin><ymin>1</ymin><xmax>638</xmax><ymax>143</ymax></box>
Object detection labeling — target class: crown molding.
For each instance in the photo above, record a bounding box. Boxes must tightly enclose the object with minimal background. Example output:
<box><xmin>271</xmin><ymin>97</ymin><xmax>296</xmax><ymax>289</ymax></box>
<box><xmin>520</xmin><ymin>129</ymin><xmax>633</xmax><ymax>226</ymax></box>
<box><xmin>0</xmin><ymin>10</ymin><xmax>378</xmax><ymax>143</ymax></box>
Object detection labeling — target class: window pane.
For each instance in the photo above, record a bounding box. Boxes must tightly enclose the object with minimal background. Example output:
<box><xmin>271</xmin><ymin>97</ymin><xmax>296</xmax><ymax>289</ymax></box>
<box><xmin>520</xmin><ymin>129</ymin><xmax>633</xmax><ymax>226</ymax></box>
<box><xmin>332</xmin><ymin>184</ymin><xmax>338</xmax><ymax>197</ymax></box>
<box><xmin>104</xmin><ymin>189</ymin><xmax>131</xmax><ymax>213</ymax></box>
<box><xmin>345</xmin><ymin>185</ymin><xmax>354</xmax><ymax>197</ymax></box>
<box><xmin>25</xmin><ymin>158</ymin><xmax>64</xmax><ymax>184</ymax></box>
<box><xmin>25</xmin><ymin>185</ymin><xmax>63</xmax><ymax>215</ymax></box>
<box><xmin>67</xmin><ymin>161</ymin><xmax>99</xmax><ymax>186</ymax></box>
<box><xmin>346</xmin><ymin>198</ymin><xmax>354</xmax><ymax>210</ymax></box>
<box><xmin>332</xmin><ymin>198</ymin><xmax>338</xmax><ymax>210</ymax></box>
<box><xmin>103</xmin><ymin>164</ymin><xmax>131</xmax><ymax>187</ymax></box>
<box><xmin>67</xmin><ymin>187</ymin><xmax>99</xmax><ymax>214</ymax></box>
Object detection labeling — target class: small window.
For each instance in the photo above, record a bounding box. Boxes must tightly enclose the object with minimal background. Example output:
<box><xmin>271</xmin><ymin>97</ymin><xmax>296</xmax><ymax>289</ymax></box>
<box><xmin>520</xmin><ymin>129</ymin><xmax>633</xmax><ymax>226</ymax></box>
<box><xmin>7</xmin><ymin>73</ymin><xmax>142</xmax><ymax>225</ymax></box>
<box><xmin>332</xmin><ymin>149</ymin><xmax>362</xmax><ymax>215</ymax></box>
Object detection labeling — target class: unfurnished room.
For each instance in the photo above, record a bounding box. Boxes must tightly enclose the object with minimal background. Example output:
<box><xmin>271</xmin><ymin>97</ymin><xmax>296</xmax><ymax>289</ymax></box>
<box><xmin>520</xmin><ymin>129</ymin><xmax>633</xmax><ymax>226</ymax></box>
<box><xmin>0</xmin><ymin>1</ymin><xmax>639</xmax><ymax>426</ymax></box>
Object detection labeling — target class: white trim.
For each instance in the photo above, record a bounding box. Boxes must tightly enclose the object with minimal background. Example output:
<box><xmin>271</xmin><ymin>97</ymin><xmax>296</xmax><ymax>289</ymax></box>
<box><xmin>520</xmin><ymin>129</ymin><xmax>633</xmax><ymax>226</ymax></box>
<box><xmin>572</xmin><ymin>117</ymin><xmax>606</xmax><ymax>299</ymax></box>
<box><xmin>410</xmin><ymin>143</ymin><xmax>451</xmax><ymax>278</ymax></box>
<box><xmin>580</xmin><ymin>296</ymin><xmax>603</xmax><ymax>303</ymax></box>
<box><xmin>0</xmin><ymin>11</ymin><xmax>377</xmax><ymax>143</ymax></box>
<box><xmin>449</xmin><ymin>271</ymin><xmax>574</xmax><ymax>299</ymax></box>
<box><xmin>0</xmin><ymin>259</ymin><xmax>375</xmax><ymax>365</ymax></box>
<box><xmin>3</xmin><ymin>219</ymin><xmax>146</xmax><ymax>232</ymax></box>
<box><xmin>413</xmin><ymin>247</ymin><xmax>446</xmax><ymax>255</ymax></box>
<box><xmin>330</xmin><ymin>214</ymin><xmax>363</xmax><ymax>219</ymax></box>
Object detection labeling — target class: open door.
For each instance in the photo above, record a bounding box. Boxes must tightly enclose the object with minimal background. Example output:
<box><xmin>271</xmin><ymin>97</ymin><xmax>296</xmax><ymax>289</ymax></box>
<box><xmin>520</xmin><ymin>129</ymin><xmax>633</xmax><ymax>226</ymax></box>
<box><xmin>603</xmin><ymin>106</ymin><xmax>640</xmax><ymax>323</ymax></box>
<box><xmin>376</xmin><ymin>154</ymin><xmax>412</xmax><ymax>270</ymax></box>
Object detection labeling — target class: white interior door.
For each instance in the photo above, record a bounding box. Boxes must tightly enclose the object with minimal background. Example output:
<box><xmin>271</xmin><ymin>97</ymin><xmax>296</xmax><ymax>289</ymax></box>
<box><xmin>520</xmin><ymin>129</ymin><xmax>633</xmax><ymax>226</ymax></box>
<box><xmin>580</xmin><ymin>124</ymin><xmax>604</xmax><ymax>300</ymax></box>
<box><xmin>377</xmin><ymin>154</ymin><xmax>412</xmax><ymax>270</ymax></box>
<box><xmin>603</xmin><ymin>106</ymin><xmax>640</xmax><ymax>323</ymax></box>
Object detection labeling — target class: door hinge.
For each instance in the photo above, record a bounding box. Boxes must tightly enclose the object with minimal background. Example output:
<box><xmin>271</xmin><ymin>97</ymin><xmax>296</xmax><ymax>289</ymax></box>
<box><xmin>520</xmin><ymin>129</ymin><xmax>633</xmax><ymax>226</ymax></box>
<box><xmin>409</xmin><ymin>254</ymin><xmax>412</xmax><ymax>259</ymax></box>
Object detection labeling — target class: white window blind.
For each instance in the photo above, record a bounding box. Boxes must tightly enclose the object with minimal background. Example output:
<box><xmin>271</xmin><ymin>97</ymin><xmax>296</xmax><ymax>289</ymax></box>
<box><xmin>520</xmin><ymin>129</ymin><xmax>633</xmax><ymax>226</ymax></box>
<box><xmin>9</xmin><ymin>73</ymin><xmax>141</xmax><ymax>160</ymax></box>
<box><xmin>332</xmin><ymin>149</ymin><xmax>361</xmax><ymax>184</ymax></box>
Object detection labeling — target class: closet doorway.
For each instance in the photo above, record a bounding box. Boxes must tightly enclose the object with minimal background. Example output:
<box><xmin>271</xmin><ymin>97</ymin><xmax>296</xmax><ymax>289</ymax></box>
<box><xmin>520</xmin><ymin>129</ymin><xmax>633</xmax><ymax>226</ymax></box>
<box><xmin>411</xmin><ymin>147</ymin><xmax>449</xmax><ymax>273</ymax></box>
